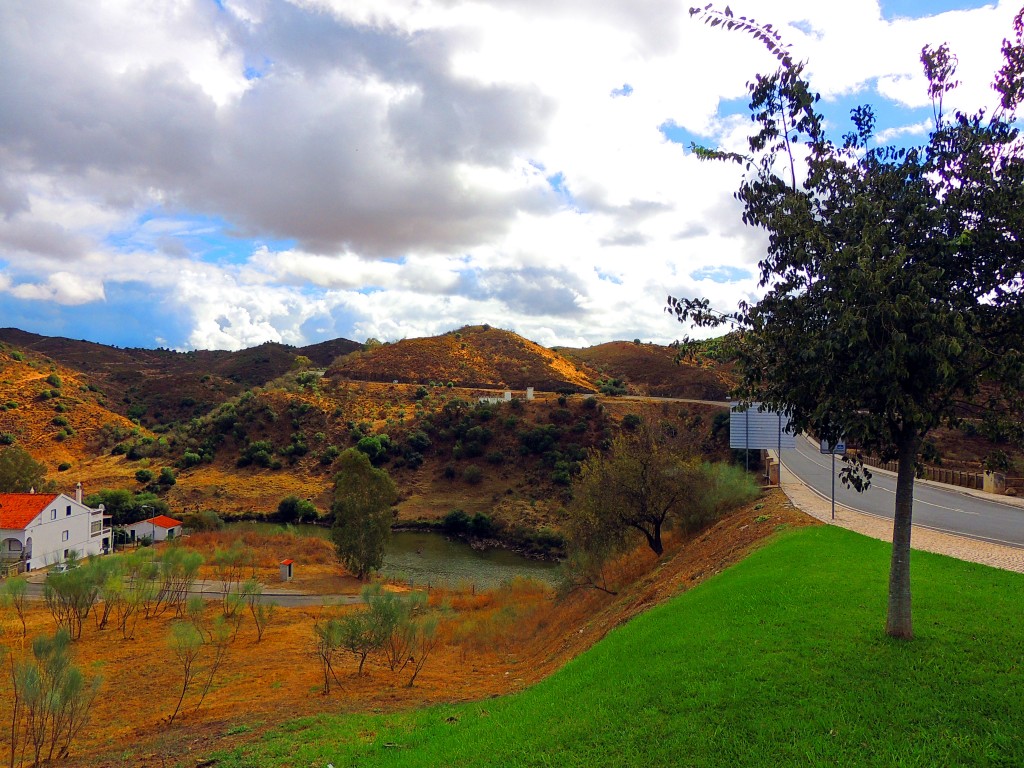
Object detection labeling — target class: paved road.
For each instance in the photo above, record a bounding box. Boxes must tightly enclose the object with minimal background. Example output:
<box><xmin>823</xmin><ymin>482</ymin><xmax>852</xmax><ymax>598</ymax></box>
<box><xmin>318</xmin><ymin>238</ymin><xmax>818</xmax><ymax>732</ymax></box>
<box><xmin>780</xmin><ymin>437</ymin><xmax>1024</xmax><ymax>549</ymax></box>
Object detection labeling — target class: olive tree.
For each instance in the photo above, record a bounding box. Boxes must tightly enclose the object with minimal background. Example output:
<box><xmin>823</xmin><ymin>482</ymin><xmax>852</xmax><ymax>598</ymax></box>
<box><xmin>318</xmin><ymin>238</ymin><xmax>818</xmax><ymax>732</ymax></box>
<box><xmin>10</xmin><ymin>629</ymin><xmax>102</xmax><ymax>764</ymax></box>
<box><xmin>567</xmin><ymin>422</ymin><xmax>712</xmax><ymax>561</ymax></box>
<box><xmin>1</xmin><ymin>575</ymin><xmax>28</xmax><ymax>636</ymax></box>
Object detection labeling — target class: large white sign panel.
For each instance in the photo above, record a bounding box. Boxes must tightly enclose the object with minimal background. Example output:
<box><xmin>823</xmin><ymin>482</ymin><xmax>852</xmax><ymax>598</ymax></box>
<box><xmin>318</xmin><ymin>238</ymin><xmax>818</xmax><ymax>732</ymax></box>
<box><xmin>729</xmin><ymin>402</ymin><xmax>797</xmax><ymax>450</ymax></box>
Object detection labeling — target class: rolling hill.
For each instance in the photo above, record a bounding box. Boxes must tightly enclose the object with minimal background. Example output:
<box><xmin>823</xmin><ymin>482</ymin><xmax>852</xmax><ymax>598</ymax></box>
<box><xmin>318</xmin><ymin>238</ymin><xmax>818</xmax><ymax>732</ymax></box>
<box><xmin>328</xmin><ymin>325</ymin><xmax>599</xmax><ymax>392</ymax></box>
<box><xmin>556</xmin><ymin>340</ymin><xmax>733</xmax><ymax>400</ymax></box>
<box><xmin>0</xmin><ymin>327</ymin><xmax>733</xmax><ymax>531</ymax></box>
<box><xmin>0</xmin><ymin>328</ymin><xmax>360</xmax><ymax>428</ymax></box>
<box><xmin>0</xmin><ymin>323</ymin><xmax>1018</xmax><ymax>548</ymax></box>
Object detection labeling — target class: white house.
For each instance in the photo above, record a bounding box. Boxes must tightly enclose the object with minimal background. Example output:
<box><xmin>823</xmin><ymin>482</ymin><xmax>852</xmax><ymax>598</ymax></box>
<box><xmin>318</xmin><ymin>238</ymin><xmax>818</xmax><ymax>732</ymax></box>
<box><xmin>478</xmin><ymin>388</ymin><xmax>537</xmax><ymax>404</ymax></box>
<box><xmin>125</xmin><ymin>514</ymin><xmax>183</xmax><ymax>543</ymax></box>
<box><xmin>0</xmin><ymin>483</ymin><xmax>111</xmax><ymax>572</ymax></box>
<box><xmin>479</xmin><ymin>390</ymin><xmax>513</xmax><ymax>404</ymax></box>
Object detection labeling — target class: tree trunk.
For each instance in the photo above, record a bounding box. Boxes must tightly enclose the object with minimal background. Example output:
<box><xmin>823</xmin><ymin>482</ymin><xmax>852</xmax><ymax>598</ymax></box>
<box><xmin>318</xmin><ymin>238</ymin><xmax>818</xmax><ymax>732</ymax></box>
<box><xmin>646</xmin><ymin>523</ymin><xmax>664</xmax><ymax>556</ymax></box>
<box><xmin>886</xmin><ymin>433</ymin><xmax>919</xmax><ymax>639</ymax></box>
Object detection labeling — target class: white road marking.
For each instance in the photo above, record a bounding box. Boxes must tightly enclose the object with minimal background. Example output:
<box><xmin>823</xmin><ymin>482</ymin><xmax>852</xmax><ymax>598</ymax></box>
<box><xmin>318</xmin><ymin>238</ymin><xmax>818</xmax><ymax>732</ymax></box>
<box><xmin>790</xmin><ymin>442</ymin><xmax>981</xmax><ymax>514</ymax></box>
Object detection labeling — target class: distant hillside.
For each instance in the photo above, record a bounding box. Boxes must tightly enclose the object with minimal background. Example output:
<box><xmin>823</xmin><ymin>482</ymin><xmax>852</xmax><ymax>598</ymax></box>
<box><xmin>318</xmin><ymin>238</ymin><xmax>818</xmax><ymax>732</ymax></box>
<box><xmin>0</xmin><ymin>328</ymin><xmax>734</xmax><ymax>519</ymax></box>
<box><xmin>328</xmin><ymin>325</ymin><xmax>599</xmax><ymax>392</ymax></box>
<box><xmin>557</xmin><ymin>341</ymin><xmax>733</xmax><ymax>400</ymax></box>
<box><xmin>0</xmin><ymin>329</ymin><xmax>360</xmax><ymax>427</ymax></box>
<box><xmin>0</xmin><ymin>324</ymin><xmax>1018</xmax><ymax>527</ymax></box>
<box><xmin>0</xmin><ymin>342</ymin><xmax>143</xmax><ymax>476</ymax></box>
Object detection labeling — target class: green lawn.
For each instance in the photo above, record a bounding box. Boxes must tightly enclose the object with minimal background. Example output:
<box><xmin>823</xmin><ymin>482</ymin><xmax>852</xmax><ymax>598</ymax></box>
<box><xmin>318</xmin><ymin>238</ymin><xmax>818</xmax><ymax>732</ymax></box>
<box><xmin>210</xmin><ymin>526</ymin><xmax>1024</xmax><ymax>767</ymax></box>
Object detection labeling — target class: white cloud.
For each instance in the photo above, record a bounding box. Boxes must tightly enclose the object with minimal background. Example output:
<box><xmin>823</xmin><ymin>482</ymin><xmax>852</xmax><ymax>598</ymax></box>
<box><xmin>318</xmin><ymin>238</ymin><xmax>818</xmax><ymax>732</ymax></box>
<box><xmin>873</xmin><ymin>119</ymin><xmax>933</xmax><ymax>144</ymax></box>
<box><xmin>0</xmin><ymin>0</ymin><xmax>1016</xmax><ymax>350</ymax></box>
<box><xmin>8</xmin><ymin>272</ymin><xmax>105</xmax><ymax>306</ymax></box>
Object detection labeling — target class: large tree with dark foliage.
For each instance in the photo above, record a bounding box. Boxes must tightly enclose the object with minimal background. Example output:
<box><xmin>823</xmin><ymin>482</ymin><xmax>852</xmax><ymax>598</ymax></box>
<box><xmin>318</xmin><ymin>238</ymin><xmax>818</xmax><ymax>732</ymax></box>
<box><xmin>568</xmin><ymin>423</ymin><xmax>710</xmax><ymax>558</ymax></box>
<box><xmin>671</xmin><ymin>6</ymin><xmax>1024</xmax><ymax>638</ymax></box>
<box><xmin>0</xmin><ymin>446</ymin><xmax>55</xmax><ymax>494</ymax></box>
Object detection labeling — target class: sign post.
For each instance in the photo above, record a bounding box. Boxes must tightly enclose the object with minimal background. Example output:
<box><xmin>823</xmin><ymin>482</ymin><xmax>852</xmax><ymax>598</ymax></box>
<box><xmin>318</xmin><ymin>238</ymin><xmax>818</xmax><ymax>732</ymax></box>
<box><xmin>819</xmin><ymin>439</ymin><xmax>847</xmax><ymax>520</ymax></box>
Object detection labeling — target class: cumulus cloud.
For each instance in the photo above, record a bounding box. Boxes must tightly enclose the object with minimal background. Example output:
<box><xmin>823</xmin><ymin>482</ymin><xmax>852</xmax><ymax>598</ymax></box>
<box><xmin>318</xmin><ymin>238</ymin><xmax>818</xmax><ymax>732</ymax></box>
<box><xmin>0</xmin><ymin>0</ymin><xmax>1015</xmax><ymax>350</ymax></box>
<box><xmin>8</xmin><ymin>272</ymin><xmax>105</xmax><ymax>306</ymax></box>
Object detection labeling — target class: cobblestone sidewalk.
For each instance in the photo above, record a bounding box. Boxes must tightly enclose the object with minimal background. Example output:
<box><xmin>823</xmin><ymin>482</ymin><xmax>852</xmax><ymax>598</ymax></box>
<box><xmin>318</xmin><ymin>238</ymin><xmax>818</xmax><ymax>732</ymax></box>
<box><xmin>780</xmin><ymin>474</ymin><xmax>1024</xmax><ymax>574</ymax></box>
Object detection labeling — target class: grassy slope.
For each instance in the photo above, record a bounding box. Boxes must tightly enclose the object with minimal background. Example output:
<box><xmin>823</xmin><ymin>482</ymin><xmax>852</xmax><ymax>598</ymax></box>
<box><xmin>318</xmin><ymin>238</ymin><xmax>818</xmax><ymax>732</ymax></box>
<box><xmin>211</xmin><ymin>526</ymin><xmax>1023</xmax><ymax>767</ymax></box>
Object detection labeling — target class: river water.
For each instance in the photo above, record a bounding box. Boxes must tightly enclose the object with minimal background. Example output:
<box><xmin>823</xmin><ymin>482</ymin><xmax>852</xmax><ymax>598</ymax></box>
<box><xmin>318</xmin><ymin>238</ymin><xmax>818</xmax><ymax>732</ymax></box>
<box><xmin>385</xmin><ymin>530</ymin><xmax>559</xmax><ymax>590</ymax></box>
<box><xmin>227</xmin><ymin>522</ymin><xmax>560</xmax><ymax>590</ymax></box>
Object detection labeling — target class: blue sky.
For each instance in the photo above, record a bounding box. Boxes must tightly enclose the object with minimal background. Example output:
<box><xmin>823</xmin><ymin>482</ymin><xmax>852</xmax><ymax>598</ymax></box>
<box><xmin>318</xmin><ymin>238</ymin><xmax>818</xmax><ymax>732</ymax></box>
<box><xmin>0</xmin><ymin>0</ymin><xmax>1017</xmax><ymax>351</ymax></box>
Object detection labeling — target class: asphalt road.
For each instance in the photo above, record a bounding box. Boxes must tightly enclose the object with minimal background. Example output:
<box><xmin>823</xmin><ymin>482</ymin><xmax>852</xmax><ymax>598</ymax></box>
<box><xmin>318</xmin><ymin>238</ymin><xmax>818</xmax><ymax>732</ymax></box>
<box><xmin>780</xmin><ymin>437</ymin><xmax>1024</xmax><ymax>549</ymax></box>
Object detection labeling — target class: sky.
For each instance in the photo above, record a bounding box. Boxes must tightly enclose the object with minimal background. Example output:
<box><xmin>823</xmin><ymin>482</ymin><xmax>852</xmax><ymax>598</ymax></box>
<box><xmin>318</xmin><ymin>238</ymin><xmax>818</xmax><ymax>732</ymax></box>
<box><xmin>0</xmin><ymin>0</ymin><xmax>1018</xmax><ymax>352</ymax></box>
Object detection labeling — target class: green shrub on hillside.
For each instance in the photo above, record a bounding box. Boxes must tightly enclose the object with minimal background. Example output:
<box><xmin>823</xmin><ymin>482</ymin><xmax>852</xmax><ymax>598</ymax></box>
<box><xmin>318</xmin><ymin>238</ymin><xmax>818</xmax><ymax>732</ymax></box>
<box><xmin>355</xmin><ymin>434</ymin><xmax>390</xmax><ymax>465</ymax></box>
<box><xmin>462</xmin><ymin>465</ymin><xmax>483</xmax><ymax>485</ymax></box>
<box><xmin>519</xmin><ymin>425</ymin><xmax>561</xmax><ymax>455</ymax></box>
<box><xmin>621</xmin><ymin>413</ymin><xmax>642</xmax><ymax>430</ymax></box>
<box><xmin>181</xmin><ymin>451</ymin><xmax>203</xmax><ymax>468</ymax></box>
<box><xmin>237</xmin><ymin>440</ymin><xmax>277</xmax><ymax>469</ymax></box>
<box><xmin>700</xmin><ymin>462</ymin><xmax>760</xmax><ymax>515</ymax></box>
<box><xmin>320</xmin><ymin>445</ymin><xmax>342</xmax><ymax>465</ymax></box>
<box><xmin>126</xmin><ymin>437</ymin><xmax>168</xmax><ymax>461</ymax></box>
<box><xmin>406</xmin><ymin>430</ymin><xmax>431</xmax><ymax>452</ymax></box>
<box><xmin>597</xmin><ymin>377</ymin><xmax>627</xmax><ymax>396</ymax></box>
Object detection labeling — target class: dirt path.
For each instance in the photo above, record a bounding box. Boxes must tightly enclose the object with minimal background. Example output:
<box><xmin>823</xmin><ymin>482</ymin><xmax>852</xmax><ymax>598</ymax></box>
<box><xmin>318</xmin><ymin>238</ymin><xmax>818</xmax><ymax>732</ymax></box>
<box><xmin>780</xmin><ymin>471</ymin><xmax>1024</xmax><ymax>573</ymax></box>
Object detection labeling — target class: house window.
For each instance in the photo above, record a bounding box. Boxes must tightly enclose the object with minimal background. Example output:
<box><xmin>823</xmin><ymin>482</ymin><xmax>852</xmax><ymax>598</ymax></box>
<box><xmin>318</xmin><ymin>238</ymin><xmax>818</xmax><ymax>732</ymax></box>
<box><xmin>62</xmin><ymin>530</ymin><xmax>69</xmax><ymax>542</ymax></box>
<box><xmin>51</xmin><ymin>509</ymin><xmax>57</xmax><ymax>520</ymax></box>
<box><xmin>66</xmin><ymin>505</ymin><xmax>72</xmax><ymax>516</ymax></box>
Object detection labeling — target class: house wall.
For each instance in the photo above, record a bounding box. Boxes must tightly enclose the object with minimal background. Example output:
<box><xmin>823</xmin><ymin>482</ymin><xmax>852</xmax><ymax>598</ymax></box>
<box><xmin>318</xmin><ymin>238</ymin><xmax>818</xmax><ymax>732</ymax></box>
<box><xmin>21</xmin><ymin>494</ymin><xmax>108</xmax><ymax>570</ymax></box>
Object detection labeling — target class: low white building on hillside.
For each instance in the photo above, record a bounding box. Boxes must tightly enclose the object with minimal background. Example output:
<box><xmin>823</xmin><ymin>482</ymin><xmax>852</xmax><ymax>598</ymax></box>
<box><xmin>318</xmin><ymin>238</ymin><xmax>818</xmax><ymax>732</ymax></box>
<box><xmin>0</xmin><ymin>483</ymin><xmax>112</xmax><ymax>572</ymax></box>
<box><xmin>125</xmin><ymin>514</ymin><xmax>183</xmax><ymax>543</ymax></box>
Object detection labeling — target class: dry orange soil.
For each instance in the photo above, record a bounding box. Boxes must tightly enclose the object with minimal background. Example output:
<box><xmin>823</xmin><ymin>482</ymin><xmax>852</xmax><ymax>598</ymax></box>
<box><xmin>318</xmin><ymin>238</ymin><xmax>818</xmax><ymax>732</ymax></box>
<box><xmin>0</xmin><ymin>490</ymin><xmax>813</xmax><ymax>767</ymax></box>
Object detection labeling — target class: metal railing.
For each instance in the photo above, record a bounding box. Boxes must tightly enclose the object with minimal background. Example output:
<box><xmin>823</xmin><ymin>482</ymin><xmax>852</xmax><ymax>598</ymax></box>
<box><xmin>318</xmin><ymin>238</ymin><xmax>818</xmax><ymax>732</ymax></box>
<box><xmin>859</xmin><ymin>455</ymin><xmax>984</xmax><ymax>491</ymax></box>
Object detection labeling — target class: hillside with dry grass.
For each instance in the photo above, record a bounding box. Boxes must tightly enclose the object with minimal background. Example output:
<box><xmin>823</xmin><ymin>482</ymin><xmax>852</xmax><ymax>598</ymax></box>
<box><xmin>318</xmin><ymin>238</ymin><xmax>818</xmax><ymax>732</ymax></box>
<box><xmin>0</xmin><ymin>328</ymin><xmax>360</xmax><ymax>429</ymax></box>
<box><xmin>3</xmin><ymin>323</ymin><xmax>1019</xmax><ymax>535</ymax></box>
<box><xmin>164</xmin><ymin>377</ymin><xmax>730</xmax><ymax>530</ymax></box>
<box><xmin>0</xmin><ymin>343</ymin><xmax>144</xmax><ymax>476</ymax></box>
<box><xmin>328</xmin><ymin>325</ymin><xmax>599</xmax><ymax>392</ymax></box>
<box><xmin>557</xmin><ymin>340</ymin><xmax>734</xmax><ymax>400</ymax></box>
<box><xmin>0</xmin><ymin>331</ymin><xmax>733</xmax><ymax>543</ymax></box>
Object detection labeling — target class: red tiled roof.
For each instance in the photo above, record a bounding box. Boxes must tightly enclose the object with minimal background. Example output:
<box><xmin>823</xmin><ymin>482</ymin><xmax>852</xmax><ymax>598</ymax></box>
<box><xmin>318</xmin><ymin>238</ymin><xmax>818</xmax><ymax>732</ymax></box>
<box><xmin>144</xmin><ymin>514</ymin><xmax>183</xmax><ymax>529</ymax></box>
<box><xmin>0</xmin><ymin>494</ymin><xmax>53</xmax><ymax>530</ymax></box>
